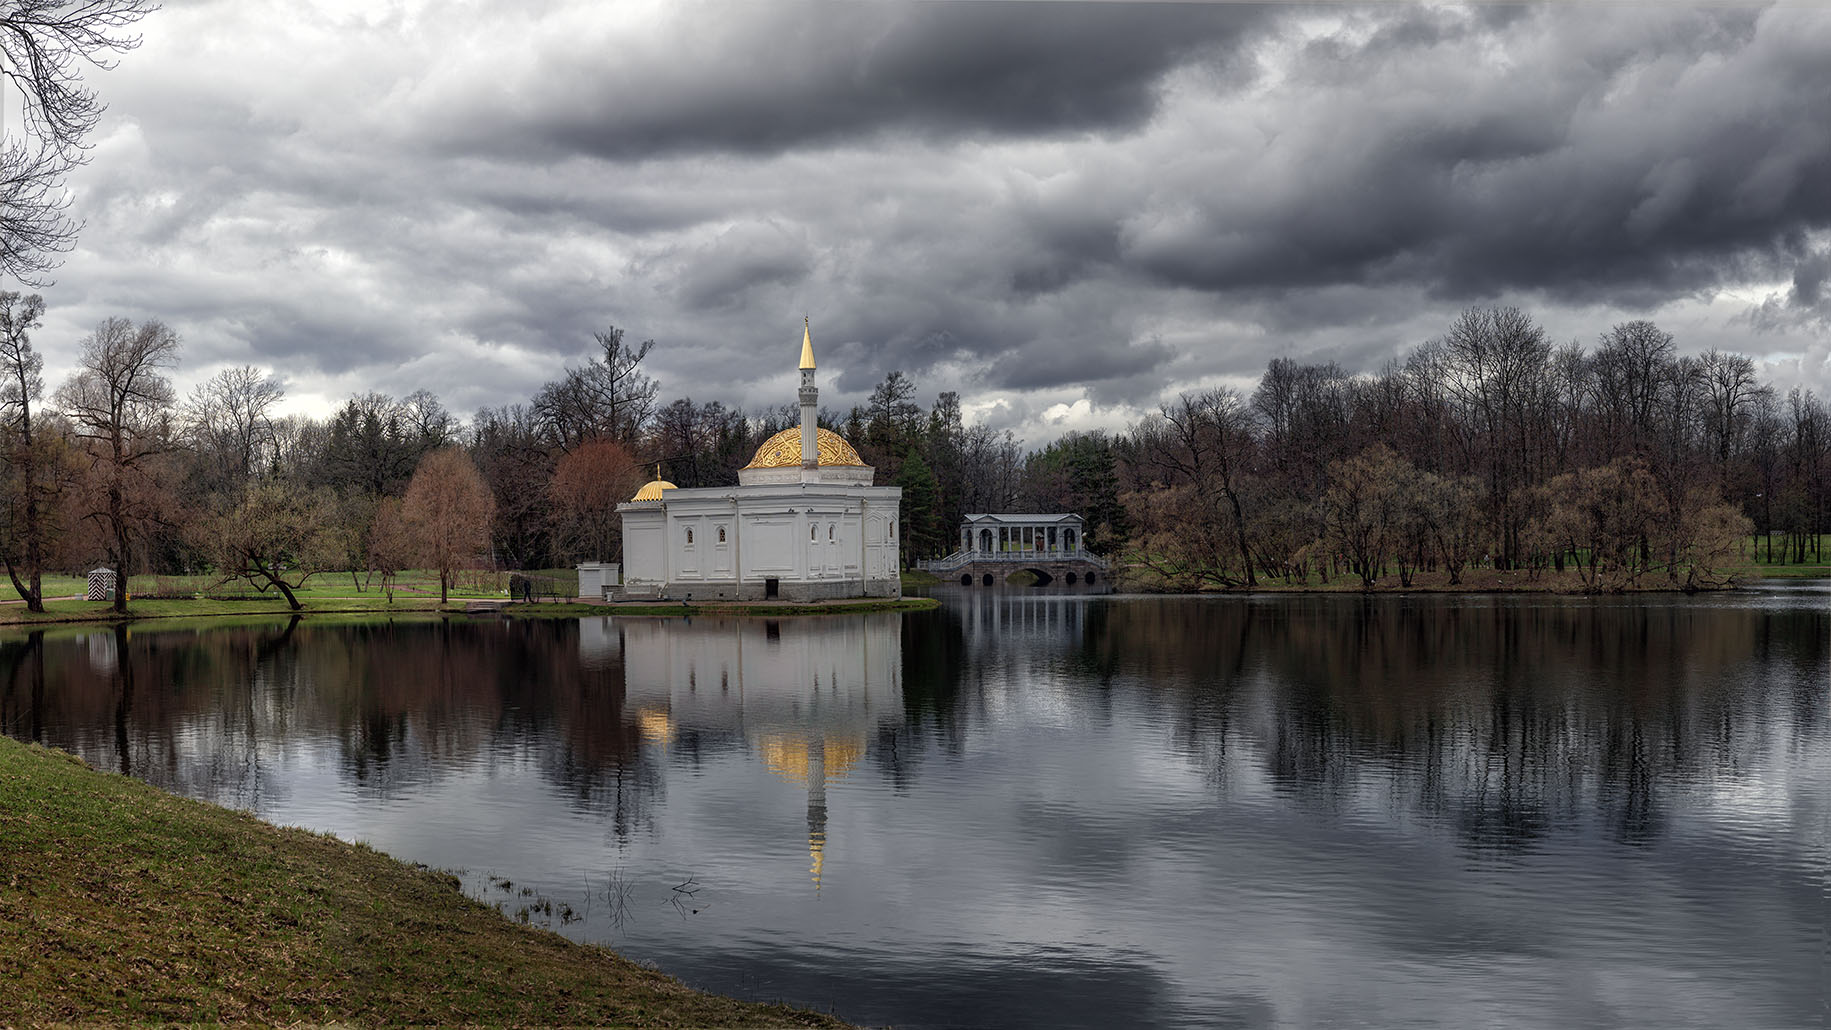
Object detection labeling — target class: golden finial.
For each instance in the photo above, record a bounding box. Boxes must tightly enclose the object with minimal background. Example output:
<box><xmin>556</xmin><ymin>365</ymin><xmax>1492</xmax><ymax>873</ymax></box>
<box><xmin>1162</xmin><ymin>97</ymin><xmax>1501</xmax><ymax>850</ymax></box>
<box><xmin>799</xmin><ymin>316</ymin><xmax>816</xmax><ymax>371</ymax></box>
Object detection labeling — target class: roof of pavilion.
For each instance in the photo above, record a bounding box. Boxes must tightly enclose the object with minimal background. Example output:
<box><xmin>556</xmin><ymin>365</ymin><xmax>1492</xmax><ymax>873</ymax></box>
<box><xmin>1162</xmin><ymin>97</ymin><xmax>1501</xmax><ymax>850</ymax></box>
<box><xmin>962</xmin><ymin>513</ymin><xmax>1084</xmax><ymax>525</ymax></box>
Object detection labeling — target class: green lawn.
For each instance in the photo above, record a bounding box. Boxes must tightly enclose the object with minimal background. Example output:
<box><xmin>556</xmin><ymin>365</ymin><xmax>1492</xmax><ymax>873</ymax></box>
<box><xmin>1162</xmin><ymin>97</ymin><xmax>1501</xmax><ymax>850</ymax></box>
<box><xmin>0</xmin><ymin>737</ymin><xmax>846</xmax><ymax>1027</ymax></box>
<box><xmin>0</xmin><ymin>568</ymin><xmax>579</xmax><ymax>604</ymax></box>
<box><xmin>1741</xmin><ymin>534</ymin><xmax>1831</xmax><ymax>577</ymax></box>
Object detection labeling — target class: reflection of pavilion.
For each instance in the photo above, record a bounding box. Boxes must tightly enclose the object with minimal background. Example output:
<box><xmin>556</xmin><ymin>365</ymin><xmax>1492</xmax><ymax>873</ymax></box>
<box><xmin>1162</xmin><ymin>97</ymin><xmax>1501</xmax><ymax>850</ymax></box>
<box><xmin>951</xmin><ymin>589</ymin><xmax>1088</xmax><ymax>653</ymax></box>
<box><xmin>610</xmin><ymin>613</ymin><xmax>904</xmax><ymax>888</ymax></box>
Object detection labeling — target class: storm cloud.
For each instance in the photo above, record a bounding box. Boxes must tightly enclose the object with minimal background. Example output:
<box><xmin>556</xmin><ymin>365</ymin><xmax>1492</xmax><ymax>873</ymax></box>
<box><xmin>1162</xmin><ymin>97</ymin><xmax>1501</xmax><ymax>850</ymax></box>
<box><xmin>32</xmin><ymin>0</ymin><xmax>1831</xmax><ymax>440</ymax></box>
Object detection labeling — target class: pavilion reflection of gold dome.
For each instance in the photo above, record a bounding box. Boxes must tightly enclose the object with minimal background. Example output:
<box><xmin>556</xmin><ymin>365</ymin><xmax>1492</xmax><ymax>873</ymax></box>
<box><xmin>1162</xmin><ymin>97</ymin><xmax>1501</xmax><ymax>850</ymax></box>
<box><xmin>743</xmin><ymin>427</ymin><xmax>867</xmax><ymax>470</ymax></box>
<box><xmin>636</xmin><ymin>708</ymin><xmax>675</xmax><ymax>743</ymax></box>
<box><xmin>757</xmin><ymin>732</ymin><xmax>863</xmax><ymax>784</ymax></box>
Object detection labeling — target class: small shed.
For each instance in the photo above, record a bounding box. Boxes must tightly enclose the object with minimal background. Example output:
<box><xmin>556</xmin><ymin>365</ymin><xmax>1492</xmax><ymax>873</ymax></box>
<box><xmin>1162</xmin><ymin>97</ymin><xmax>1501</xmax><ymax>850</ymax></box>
<box><xmin>577</xmin><ymin>562</ymin><xmax>620</xmax><ymax>600</ymax></box>
<box><xmin>86</xmin><ymin>567</ymin><xmax>117</xmax><ymax>601</ymax></box>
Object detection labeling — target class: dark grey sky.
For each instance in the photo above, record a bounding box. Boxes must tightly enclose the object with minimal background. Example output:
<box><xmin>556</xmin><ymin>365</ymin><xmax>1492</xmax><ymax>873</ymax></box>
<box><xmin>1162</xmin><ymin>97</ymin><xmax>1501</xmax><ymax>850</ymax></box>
<box><xmin>32</xmin><ymin>0</ymin><xmax>1831</xmax><ymax>441</ymax></box>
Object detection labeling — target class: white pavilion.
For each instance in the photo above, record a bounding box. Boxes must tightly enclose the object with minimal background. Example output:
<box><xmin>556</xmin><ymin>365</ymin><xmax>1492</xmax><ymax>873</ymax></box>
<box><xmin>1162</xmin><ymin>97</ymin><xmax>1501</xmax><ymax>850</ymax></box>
<box><xmin>608</xmin><ymin>320</ymin><xmax>902</xmax><ymax>602</ymax></box>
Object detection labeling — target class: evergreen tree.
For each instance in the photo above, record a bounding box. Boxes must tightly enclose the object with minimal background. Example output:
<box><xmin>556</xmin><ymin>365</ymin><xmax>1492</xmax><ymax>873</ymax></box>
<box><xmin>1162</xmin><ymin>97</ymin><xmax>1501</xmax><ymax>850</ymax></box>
<box><xmin>896</xmin><ymin>449</ymin><xmax>942</xmax><ymax>567</ymax></box>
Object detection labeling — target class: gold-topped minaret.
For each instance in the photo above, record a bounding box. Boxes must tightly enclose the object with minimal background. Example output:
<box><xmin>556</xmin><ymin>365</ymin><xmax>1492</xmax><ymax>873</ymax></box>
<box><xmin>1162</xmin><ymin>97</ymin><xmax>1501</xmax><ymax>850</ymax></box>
<box><xmin>798</xmin><ymin>317</ymin><xmax>819</xmax><ymax>474</ymax></box>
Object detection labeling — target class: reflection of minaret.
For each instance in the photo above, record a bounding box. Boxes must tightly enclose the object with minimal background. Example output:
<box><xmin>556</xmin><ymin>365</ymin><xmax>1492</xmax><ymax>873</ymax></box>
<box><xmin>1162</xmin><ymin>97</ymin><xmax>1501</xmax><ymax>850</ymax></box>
<box><xmin>614</xmin><ymin>615</ymin><xmax>901</xmax><ymax>892</ymax></box>
<box><xmin>807</xmin><ymin>736</ymin><xmax>827</xmax><ymax>891</ymax></box>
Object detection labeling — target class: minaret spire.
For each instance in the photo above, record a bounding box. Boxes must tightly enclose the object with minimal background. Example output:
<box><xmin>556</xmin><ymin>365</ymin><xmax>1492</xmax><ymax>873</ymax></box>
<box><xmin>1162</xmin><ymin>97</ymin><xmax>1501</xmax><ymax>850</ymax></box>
<box><xmin>798</xmin><ymin>318</ymin><xmax>818</xmax><ymax>474</ymax></box>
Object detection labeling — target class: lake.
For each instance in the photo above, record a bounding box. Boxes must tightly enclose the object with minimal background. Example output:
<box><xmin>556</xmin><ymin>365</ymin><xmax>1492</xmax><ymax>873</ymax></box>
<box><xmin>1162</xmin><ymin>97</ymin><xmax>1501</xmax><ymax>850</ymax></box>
<box><xmin>3</xmin><ymin>586</ymin><xmax>1826</xmax><ymax>1029</ymax></box>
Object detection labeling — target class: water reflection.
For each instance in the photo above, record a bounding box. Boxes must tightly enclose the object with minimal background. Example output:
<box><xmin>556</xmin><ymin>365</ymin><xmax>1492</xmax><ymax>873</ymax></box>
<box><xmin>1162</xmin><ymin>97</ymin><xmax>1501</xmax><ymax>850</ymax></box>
<box><xmin>0</xmin><ymin>591</ymin><xmax>1825</xmax><ymax>1030</ymax></box>
<box><xmin>614</xmin><ymin>615</ymin><xmax>903</xmax><ymax>889</ymax></box>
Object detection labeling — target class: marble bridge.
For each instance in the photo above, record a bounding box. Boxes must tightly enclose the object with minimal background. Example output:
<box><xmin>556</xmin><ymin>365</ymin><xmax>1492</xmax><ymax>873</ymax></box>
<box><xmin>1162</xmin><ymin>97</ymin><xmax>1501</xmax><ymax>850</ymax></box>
<box><xmin>916</xmin><ymin>513</ymin><xmax>1111</xmax><ymax>587</ymax></box>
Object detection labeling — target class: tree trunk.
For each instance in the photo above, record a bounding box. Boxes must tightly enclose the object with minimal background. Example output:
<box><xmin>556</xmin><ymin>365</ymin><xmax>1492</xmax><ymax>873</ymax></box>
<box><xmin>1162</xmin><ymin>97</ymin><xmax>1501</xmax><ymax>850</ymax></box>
<box><xmin>4</xmin><ymin>558</ymin><xmax>34</xmax><ymax>613</ymax></box>
<box><xmin>259</xmin><ymin>565</ymin><xmax>303</xmax><ymax>611</ymax></box>
<box><xmin>112</xmin><ymin>547</ymin><xmax>128</xmax><ymax>615</ymax></box>
<box><xmin>108</xmin><ymin>468</ymin><xmax>129</xmax><ymax>613</ymax></box>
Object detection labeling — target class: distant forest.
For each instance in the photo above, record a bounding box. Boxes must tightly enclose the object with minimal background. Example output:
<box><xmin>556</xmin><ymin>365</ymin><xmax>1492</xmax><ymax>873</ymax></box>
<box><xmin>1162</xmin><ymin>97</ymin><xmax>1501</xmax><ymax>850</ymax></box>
<box><xmin>0</xmin><ymin>297</ymin><xmax>1821</xmax><ymax>600</ymax></box>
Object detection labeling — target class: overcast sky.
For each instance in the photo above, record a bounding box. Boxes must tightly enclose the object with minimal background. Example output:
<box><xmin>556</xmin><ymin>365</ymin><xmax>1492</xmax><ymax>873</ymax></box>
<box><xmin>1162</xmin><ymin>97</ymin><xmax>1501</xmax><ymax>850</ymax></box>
<box><xmin>24</xmin><ymin>0</ymin><xmax>1831</xmax><ymax>443</ymax></box>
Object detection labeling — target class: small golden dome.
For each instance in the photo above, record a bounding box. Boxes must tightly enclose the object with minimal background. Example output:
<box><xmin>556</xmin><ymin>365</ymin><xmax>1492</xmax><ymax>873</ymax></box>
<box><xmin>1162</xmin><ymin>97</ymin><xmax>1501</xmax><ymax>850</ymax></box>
<box><xmin>743</xmin><ymin>426</ymin><xmax>867</xmax><ymax>469</ymax></box>
<box><xmin>632</xmin><ymin>478</ymin><xmax>677</xmax><ymax>501</ymax></box>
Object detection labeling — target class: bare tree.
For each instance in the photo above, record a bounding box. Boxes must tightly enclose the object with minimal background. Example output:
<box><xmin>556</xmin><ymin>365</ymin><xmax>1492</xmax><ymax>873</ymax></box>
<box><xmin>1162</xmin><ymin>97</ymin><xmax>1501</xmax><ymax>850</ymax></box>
<box><xmin>549</xmin><ymin>437</ymin><xmax>640</xmax><ymax>562</ymax></box>
<box><xmin>402</xmin><ymin>388</ymin><xmax>456</xmax><ymax>448</ymax></box>
<box><xmin>532</xmin><ymin>325</ymin><xmax>657</xmax><ymax>450</ymax></box>
<box><xmin>0</xmin><ymin>291</ymin><xmax>52</xmax><ymax>608</ymax></box>
<box><xmin>368</xmin><ymin>496</ymin><xmax>412</xmax><ymax>603</ymax></box>
<box><xmin>203</xmin><ymin>481</ymin><xmax>340</xmax><ymax>611</ymax></box>
<box><xmin>0</xmin><ymin>0</ymin><xmax>156</xmax><ymax>284</ymax></box>
<box><xmin>183</xmin><ymin>364</ymin><xmax>282</xmax><ymax>500</ymax></box>
<box><xmin>54</xmin><ymin>316</ymin><xmax>178</xmax><ymax>613</ymax></box>
<box><xmin>402</xmin><ymin>446</ymin><xmax>495</xmax><ymax>605</ymax></box>
<box><xmin>1699</xmin><ymin>349</ymin><xmax>1759</xmax><ymax>466</ymax></box>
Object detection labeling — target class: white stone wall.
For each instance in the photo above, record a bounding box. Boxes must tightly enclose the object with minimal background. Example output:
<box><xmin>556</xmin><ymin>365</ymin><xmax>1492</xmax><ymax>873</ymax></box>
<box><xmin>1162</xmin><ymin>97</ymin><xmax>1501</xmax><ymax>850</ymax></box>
<box><xmin>616</xmin><ymin>482</ymin><xmax>901</xmax><ymax>600</ymax></box>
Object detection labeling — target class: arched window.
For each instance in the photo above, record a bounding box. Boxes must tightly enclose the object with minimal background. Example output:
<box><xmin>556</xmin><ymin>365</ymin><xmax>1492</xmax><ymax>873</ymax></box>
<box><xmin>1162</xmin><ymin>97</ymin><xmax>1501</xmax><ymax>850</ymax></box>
<box><xmin>685</xmin><ymin>528</ymin><xmax>694</xmax><ymax>545</ymax></box>
<box><xmin>828</xmin><ymin>523</ymin><xmax>835</xmax><ymax>541</ymax></box>
<box><xmin>717</xmin><ymin>526</ymin><xmax>726</xmax><ymax>543</ymax></box>
<box><xmin>811</xmin><ymin>523</ymin><xmax>818</xmax><ymax>542</ymax></box>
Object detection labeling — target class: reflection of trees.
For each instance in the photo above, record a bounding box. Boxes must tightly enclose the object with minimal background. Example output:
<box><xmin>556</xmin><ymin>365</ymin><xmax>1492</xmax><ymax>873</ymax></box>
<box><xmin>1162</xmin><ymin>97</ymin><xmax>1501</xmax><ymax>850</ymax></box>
<box><xmin>3</xmin><ymin>597</ymin><xmax>1823</xmax><ymax>859</ymax></box>
<box><xmin>0</xmin><ymin>617</ymin><xmax>663</xmax><ymax>836</ymax></box>
<box><xmin>1090</xmin><ymin>596</ymin><xmax>1828</xmax><ymax>851</ymax></box>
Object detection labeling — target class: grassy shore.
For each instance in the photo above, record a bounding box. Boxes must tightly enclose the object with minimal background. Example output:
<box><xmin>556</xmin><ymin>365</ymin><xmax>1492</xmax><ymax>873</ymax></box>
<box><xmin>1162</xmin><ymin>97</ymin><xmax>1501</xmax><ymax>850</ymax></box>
<box><xmin>0</xmin><ymin>737</ymin><xmax>847</xmax><ymax>1028</ymax></box>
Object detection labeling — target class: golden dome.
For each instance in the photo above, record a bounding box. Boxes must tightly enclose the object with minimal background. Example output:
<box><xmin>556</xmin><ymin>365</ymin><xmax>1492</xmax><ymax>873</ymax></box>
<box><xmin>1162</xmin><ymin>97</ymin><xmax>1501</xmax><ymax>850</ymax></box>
<box><xmin>743</xmin><ymin>426</ymin><xmax>867</xmax><ymax>469</ymax></box>
<box><xmin>632</xmin><ymin>478</ymin><xmax>677</xmax><ymax>501</ymax></box>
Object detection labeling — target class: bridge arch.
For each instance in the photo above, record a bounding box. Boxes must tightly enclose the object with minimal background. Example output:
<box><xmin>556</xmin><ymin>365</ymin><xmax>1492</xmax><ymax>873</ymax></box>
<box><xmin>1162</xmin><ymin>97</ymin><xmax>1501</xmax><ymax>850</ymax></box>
<box><xmin>1020</xmin><ymin>567</ymin><xmax>1054</xmax><ymax>586</ymax></box>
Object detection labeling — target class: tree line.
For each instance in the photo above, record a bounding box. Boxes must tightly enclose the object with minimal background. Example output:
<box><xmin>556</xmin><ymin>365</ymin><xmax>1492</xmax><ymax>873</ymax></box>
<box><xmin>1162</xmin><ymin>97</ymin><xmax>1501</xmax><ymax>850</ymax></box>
<box><xmin>1116</xmin><ymin>309</ymin><xmax>1818</xmax><ymax>591</ymax></box>
<box><xmin>0</xmin><ymin>298</ymin><xmax>1819</xmax><ymax>605</ymax></box>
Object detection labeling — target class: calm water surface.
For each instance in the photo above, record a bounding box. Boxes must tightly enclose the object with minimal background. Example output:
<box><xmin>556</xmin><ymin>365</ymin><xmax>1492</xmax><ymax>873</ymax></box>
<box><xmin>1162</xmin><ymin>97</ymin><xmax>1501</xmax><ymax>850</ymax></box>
<box><xmin>3</xmin><ymin>588</ymin><xmax>1827</xmax><ymax>1029</ymax></box>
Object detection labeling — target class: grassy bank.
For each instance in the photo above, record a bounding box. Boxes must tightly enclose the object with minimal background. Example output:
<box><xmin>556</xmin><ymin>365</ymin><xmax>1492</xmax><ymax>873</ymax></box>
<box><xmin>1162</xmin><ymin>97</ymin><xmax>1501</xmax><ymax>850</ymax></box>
<box><xmin>0</xmin><ymin>737</ymin><xmax>846</xmax><ymax>1027</ymax></box>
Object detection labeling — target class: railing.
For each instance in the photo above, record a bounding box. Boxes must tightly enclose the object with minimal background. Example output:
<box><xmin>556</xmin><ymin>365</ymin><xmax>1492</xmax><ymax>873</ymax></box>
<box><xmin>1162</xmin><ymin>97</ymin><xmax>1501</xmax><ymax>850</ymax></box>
<box><xmin>918</xmin><ymin>550</ymin><xmax>1108</xmax><ymax>573</ymax></box>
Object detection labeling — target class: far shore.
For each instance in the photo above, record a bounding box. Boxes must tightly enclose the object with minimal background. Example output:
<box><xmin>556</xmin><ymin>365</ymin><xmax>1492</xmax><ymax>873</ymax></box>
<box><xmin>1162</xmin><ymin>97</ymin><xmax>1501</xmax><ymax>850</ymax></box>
<box><xmin>3</xmin><ymin>558</ymin><xmax>1824</xmax><ymax>632</ymax></box>
<box><xmin>0</xmin><ymin>593</ymin><xmax>940</xmax><ymax>630</ymax></box>
<box><xmin>914</xmin><ymin>563</ymin><xmax>1827</xmax><ymax>594</ymax></box>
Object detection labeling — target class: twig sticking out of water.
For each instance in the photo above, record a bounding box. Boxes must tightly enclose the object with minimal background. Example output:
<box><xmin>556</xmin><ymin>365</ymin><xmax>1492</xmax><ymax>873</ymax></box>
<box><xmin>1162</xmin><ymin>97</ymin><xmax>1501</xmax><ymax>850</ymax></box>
<box><xmin>602</xmin><ymin>866</ymin><xmax>636</xmax><ymax>933</ymax></box>
<box><xmin>666</xmin><ymin>875</ymin><xmax>705</xmax><ymax>919</ymax></box>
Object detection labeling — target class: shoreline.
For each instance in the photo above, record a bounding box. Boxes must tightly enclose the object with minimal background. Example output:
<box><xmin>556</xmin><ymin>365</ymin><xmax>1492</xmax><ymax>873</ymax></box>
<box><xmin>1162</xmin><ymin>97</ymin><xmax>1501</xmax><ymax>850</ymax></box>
<box><xmin>0</xmin><ymin>594</ymin><xmax>940</xmax><ymax>630</ymax></box>
<box><xmin>0</xmin><ymin>736</ymin><xmax>850</xmax><ymax>1027</ymax></box>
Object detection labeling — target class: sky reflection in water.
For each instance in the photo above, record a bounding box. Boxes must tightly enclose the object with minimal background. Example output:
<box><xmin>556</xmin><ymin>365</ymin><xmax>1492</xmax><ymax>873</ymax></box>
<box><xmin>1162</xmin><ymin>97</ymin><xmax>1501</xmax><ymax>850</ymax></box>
<box><xmin>2</xmin><ymin>587</ymin><xmax>1826</xmax><ymax>1030</ymax></box>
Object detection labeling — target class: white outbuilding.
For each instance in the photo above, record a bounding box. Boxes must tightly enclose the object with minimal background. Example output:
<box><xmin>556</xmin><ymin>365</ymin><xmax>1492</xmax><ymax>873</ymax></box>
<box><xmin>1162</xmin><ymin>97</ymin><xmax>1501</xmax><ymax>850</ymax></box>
<box><xmin>606</xmin><ymin>320</ymin><xmax>902</xmax><ymax>602</ymax></box>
